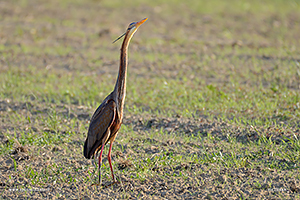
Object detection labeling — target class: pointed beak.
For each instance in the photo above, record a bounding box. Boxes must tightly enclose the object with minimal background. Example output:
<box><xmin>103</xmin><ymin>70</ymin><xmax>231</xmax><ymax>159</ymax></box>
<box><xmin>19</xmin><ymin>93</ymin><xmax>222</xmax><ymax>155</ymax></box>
<box><xmin>112</xmin><ymin>18</ymin><xmax>148</xmax><ymax>44</ymax></box>
<box><xmin>135</xmin><ymin>18</ymin><xmax>148</xmax><ymax>28</ymax></box>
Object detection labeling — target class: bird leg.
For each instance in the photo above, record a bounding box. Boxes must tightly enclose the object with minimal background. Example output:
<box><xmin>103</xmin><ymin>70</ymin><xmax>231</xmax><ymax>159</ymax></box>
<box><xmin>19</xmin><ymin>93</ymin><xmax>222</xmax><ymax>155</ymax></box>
<box><xmin>102</xmin><ymin>140</ymin><xmax>121</xmax><ymax>188</ymax></box>
<box><xmin>107</xmin><ymin>141</ymin><xmax>117</xmax><ymax>182</ymax></box>
<box><xmin>97</xmin><ymin>144</ymin><xmax>105</xmax><ymax>185</ymax></box>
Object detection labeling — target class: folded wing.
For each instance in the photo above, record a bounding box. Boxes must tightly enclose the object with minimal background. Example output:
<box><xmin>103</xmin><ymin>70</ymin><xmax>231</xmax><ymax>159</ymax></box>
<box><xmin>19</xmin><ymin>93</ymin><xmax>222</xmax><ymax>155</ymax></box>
<box><xmin>83</xmin><ymin>100</ymin><xmax>116</xmax><ymax>159</ymax></box>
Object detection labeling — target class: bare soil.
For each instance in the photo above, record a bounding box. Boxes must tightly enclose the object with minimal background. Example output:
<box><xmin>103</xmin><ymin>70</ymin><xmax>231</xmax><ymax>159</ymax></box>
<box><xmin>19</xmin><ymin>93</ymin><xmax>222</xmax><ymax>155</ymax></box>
<box><xmin>0</xmin><ymin>100</ymin><xmax>299</xmax><ymax>199</ymax></box>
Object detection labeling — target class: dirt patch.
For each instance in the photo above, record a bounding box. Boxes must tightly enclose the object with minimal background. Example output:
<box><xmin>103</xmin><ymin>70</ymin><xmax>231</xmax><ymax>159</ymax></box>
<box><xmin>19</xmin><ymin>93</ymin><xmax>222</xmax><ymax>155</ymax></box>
<box><xmin>1</xmin><ymin>100</ymin><xmax>299</xmax><ymax>199</ymax></box>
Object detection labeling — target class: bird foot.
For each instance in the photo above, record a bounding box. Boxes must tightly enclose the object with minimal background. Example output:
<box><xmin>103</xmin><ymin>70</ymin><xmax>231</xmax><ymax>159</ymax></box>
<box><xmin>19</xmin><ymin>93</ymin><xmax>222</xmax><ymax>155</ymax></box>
<box><xmin>91</xmin><ymin>180</ymin><xmax>120</xmax><ymax>188</ymax></box>
<box><xmin>103</xmin><ymin>180</ymin><xmax>121</xmax><ymax>188</ymax></box>
<box><xmin>91</xmin><ymin>183</ymin><xmax>102</xmax><ymax>187</ymax></box>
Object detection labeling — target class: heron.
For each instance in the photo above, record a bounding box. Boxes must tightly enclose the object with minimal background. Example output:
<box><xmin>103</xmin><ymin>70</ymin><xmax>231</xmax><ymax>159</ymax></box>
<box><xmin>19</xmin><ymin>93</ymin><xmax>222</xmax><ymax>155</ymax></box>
<box><xmin>83</xmin><ymin>18</ymin><xmax>148</xmax><ymax>185</ymax></box>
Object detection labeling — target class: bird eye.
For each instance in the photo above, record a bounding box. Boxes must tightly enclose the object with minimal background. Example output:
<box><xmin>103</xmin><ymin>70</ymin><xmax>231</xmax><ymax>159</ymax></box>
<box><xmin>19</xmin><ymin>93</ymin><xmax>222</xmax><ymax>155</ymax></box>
<box><xmin>128</xmin><ymin>22</ymin><xmax>136</xmax><ymax>30</ymax></box>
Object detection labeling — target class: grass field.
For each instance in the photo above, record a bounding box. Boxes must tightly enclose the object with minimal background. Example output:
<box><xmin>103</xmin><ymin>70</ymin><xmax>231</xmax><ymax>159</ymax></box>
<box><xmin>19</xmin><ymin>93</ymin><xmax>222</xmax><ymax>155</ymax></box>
<box><xmin>0</xmin><ymin>0</ymin><xmax>300</xmax><ymax>199</ymax></box>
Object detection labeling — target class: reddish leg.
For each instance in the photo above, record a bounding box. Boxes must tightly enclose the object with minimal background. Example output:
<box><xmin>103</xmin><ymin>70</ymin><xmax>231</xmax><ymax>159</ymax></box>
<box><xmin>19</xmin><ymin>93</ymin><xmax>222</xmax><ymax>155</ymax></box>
<box><xmin>98</xmin><ymin>144</ymin><xmax>105</xmax><ymax>184</ymax></box>
<box><xmin>108</xmin><ymin>141</ymin><xmax>116</xmax><ymax>182</ymax></box>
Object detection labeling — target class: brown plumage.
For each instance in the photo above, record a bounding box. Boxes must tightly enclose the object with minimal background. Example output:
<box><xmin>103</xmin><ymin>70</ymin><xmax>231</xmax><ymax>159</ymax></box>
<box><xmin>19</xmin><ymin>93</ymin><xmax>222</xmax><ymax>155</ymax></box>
<box><xmin>83</xmin><ymin>18</ymin><xmax>147</xmax><ymax>184</ymax></box>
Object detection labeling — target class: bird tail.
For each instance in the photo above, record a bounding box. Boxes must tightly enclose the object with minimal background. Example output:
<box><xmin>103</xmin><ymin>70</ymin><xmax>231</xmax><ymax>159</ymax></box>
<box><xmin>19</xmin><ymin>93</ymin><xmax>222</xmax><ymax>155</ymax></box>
<box><xmin>84</xmin><ymin>138</ymin><xmax>102</xmax><ymax>159</ymax></box>
<box><xmin>83</xmin><ymin>139</ymin><xmax>92</xmax><ymax>159</ymax></box>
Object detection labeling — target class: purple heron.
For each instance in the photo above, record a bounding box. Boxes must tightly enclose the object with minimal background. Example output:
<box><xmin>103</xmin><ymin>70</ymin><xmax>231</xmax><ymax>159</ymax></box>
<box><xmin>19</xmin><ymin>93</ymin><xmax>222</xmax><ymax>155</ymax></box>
<box><xmin>83</xmin><ymin>18</ymin><xmax>147</xmax><ymax>185</ymax></box>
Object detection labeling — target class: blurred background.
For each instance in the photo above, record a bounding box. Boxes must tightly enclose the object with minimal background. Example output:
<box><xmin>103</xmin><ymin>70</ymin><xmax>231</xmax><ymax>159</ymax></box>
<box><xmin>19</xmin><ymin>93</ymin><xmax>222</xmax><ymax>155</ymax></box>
<box><xmin>0</xmin><ymin>0</ymin><xmax>299</xmax><ymax>121</ymax></box>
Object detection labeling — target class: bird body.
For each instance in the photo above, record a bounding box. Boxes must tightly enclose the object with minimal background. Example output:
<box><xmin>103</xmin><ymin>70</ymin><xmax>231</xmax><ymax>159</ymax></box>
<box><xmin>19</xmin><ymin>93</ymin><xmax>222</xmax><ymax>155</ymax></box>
<box><xmin>83</xmin><ymin>18</ymin><xmax>147</xmax><ymax>184</ymax></box>
<box><xmin>83</xmin><ymin>96</ymin><xmax>118</xmax><ymax>159</ymax></box>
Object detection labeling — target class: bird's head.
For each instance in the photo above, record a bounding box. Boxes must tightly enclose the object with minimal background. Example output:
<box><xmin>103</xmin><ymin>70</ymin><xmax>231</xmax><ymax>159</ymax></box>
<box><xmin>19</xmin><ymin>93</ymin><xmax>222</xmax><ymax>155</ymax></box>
<box><xmin>113</xmin><ymin>18</ymin><xmax>148</xmax><ymax>43</ymax></box>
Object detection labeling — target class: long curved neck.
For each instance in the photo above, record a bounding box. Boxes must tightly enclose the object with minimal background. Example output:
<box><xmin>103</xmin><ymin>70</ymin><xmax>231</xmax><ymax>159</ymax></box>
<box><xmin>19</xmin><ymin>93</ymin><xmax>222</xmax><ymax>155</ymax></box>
<box><xmin>114</xmin><ymin>32</ymin><xmax>132</xmax><ymax>115</ymax></box>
